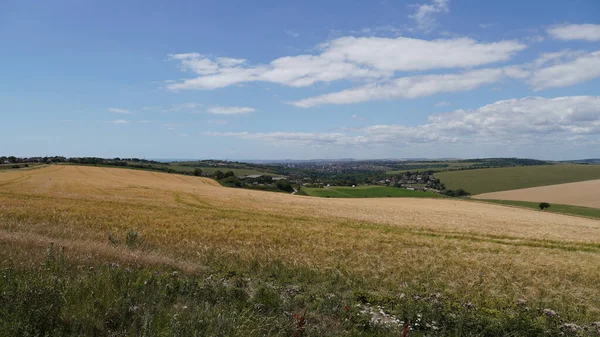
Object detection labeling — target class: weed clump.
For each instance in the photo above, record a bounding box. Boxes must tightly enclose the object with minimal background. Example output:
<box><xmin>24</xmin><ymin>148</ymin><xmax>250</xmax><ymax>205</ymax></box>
<box><xmin>125</xmin><ymin>230</ymin><xmax>142</xmax><ymax>249</ymax></box>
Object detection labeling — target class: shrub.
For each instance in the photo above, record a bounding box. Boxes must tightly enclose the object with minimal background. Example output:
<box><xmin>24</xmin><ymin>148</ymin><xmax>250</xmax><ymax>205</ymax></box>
<box><xmin>539</xmin><ymin>202</ymin><xmax>550</xmax><ymax>210</ymax></box>
<box><xmin>212</xmin><ymin>170</ymin><xmax>225</xmax><ymax>180</ymax></box>
<box><xmin>275</xmin><ymin>180</ymin><xmax>294</xmax><ymax>193</ymax></box>
<box><xmin>193</xmin><ymin>168</ymin><xmax>203</xmax><ymax>176</ymax></box>
<box><xmin>125</xmin><ymin>230</ymin><xmax>142</xmax><ymax>249</ymax></box>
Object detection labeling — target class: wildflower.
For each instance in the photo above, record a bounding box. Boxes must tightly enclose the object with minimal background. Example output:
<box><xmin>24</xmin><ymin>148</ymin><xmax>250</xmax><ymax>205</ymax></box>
<box><xmin>543</xmin><ymin>309</ymin><xmax>558</xmax><ymax>318</ymax></box>
<box><xmin>561</xmin><ymin>323</ymin><xmax>581</xmax><ymax>333</ymax></box>
<box><xmin>345</xmin><ymin>305</ymin><xmax>350</xmax><ymax>311</ymax></box>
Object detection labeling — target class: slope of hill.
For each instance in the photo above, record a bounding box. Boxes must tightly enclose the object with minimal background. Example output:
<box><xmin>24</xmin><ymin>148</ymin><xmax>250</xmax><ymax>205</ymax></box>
<box><xmin>474</xmin><ymin>179</ymin><xmax>600</xmax><ymax>208</ymax></box>
<box><xmin>302</xmin><ymin>186</ymin><xmax>444</xmax><ymax>198</ymax></box>
<box><xmin>435</xmin><ymin>164</ymin><xmax>600</xmax><ymax>194</ymax></box>
<box><xmin>1</xmin><ymin>165</ymin><xmax>600</xmax><ymax>335</ymax></box>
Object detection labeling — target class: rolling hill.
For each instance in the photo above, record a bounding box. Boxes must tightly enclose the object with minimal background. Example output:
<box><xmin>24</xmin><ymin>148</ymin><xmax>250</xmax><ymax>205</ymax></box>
<box><xmin>435</xmin><ymin>164</ymin><xmax>600</xmax><ymax>194</ymax></box>
<box><xmin>1</xmin><ymin>165</ymin><xmax>599</xmax><ymax>335</ymax></box>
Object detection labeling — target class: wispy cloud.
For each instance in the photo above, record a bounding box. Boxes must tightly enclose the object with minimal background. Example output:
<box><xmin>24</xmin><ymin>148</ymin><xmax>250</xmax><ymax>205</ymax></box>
<box><xmin>409</xmin><ymin>0</ymin><xmax>449</xmax><ymax>32</ymax></box>
<box><xmin>548</xmin><ymin>24</ymin><xmax>600</xmax><ymax>41</ymax></box>
<box><xmin>288</xmin><ymin>49</ymin><xmax>600</xmax><ymax>107</ymax></box>
<box><xmin>207</xmin><ymin>106</ymin><xmax>255</xmax><ymax>115</ymax></box>
<box><xmin>108</xmin><ymin>108</ymin><xmax>131</xmax><ymax>114</ymax></box>
<box><xmin>351</xmin><ymin>25</ymin><xmax>403</xmax><ymax>37</ymax></box>
<box><xmin>286</xmin><ymin>30</ymin><xmax>299</xmax><ymax>38</ymax></box>
<box><xmin>528</xmin><ymin>50</ymin><xmax>600</xmax><ymax>90</ymax></box>
<box><xmin>435</xmin><ymin>101</ymin><xmax>451</xmax><ymax>107</ymax></box>
<box><xmin>106</xmin><ymin>119</ymin><xmax>130</xmax><ymax>125</ymax></box>
<box><xmin>204</xmin><ymin>96</ymin><xmax>600</xmax><ymax>148</ymax></box>
<box><xmin>290</xmin><ymin>67</ymin><xmax>518</xmax><ymax>108</ymax></box>
<box><xmin>166</xmin><ymin>36</ymin><xmax>524</xmax><ymax>91</ymax></box>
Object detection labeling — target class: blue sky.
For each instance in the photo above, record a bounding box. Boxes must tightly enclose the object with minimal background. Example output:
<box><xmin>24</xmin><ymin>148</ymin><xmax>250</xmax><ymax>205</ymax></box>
<box><xmin>1</xmin><ymin>0</ymin><xmax>600</xmax><ymax>160</ymax></box>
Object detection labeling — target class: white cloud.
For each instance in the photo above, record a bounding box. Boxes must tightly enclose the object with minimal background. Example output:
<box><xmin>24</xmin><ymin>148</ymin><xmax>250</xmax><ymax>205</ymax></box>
<box><xmin>207</xmin><ymin>106</ymin><xmax>255</xmax><ymax>115</ymax></box>
<box><xmin>136</xmin><ymin>120</ymin><xmax>152</xmax><ymax>124</ymax></box>
<box><xmin>203</xmin><ymin>96</ymin><xmax>600</xmax><ymax>147</ymax></box>
<box><xmin>209</xmin><ymin>120</ymin><xmax>228</xmax><ymax>125</ymax></box>
<box><xmin>106</xmin><ymin>120</ymin><xmax>130</xmax><ymax>125</ymax></box>
<box><xmin>529</xmin><ymin>50</ymin><xmax>600</xmax><ymax>90</ymax></box>
<box><xmin>548</xmin><ymin>24</ymin><xmax>600</xmax><ymax>41</ymax></box>
<box><xmin>435</xmin><ymin>101</ymin><xmax>451</xmax><ymax>107</ymax></box>
<box><xmin>351</xmin><ymin>25</ymin><xmax>403</xmax><ymax>36</ymax></box>
<box><xmin>409</xmin><ymin>0</ymin><xmax>449</xmax><ymax>32</ymax></box>
<box><xmin>286</xmin><ymin>30</ymin><xmax>300</xmax><ymax>38</ymax></box>
<box><xmin>108</xmin><ymin>108</ymin><xmax>131</xmax><ymax>114</ymax></box>
<box><xmin>290</xmin><ymin>68</ymin><xmax>511</xmax><ymax>107</ymax></box>
<box><xmin>166</xmin><ymin>36</ymin><xmax>525</xmax><ymax>90</ymax></box>
<box><xmin>142</xmin><ymin>103</ymin><xmax>203</xmax><ymax>113</ymax></box>
<box><xmin>162</xmin><ymin>102</ymin><xmax>203</xmax><ymax>112</ymax></box>
<box><xmin>286</xmin><ymin>49</ymin><xmax>600</xmax><ymax>107</ymax></box>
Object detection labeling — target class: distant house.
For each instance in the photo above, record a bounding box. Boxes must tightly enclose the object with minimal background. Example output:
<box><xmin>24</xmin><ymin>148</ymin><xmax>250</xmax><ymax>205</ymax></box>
<box><xmin>271</xmin><ymin>176</ymin><xmax>286</xmax><ymax>181</ymax></box>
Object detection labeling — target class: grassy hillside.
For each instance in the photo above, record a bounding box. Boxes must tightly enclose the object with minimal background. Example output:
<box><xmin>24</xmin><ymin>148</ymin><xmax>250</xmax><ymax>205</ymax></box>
<box><xmin>436</xmin><ymin>164</ymin><xmax>600</xmax><ymax>194</ymax></box>
<box><xmin>1</xmin><ymin>165</ymin><xmax>600</xmax><ymax>335</ymax></box>
<box><xmin>162</xmin><ymin>163</ymin><xmax>275</xmax><ymax>176</ymax></box>
<box><xmin>475</xmin><ymin>199</ymin><xmax>600</xmax><ymax>220</ymax></box>
<box><xmin>302</xmin><ymin>186</ymin><xmax>443</xmax><ymax>198</ymax></box>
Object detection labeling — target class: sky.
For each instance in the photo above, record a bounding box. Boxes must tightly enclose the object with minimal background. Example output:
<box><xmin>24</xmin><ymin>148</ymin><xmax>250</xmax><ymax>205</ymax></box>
<box><xmin>1</xmin><ymin>0</ymin><xmax>600</xmax><ymax>160</ymax></box>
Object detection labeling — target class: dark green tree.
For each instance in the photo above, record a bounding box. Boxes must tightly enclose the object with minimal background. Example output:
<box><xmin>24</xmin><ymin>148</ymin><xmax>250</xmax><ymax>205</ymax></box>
<box><xmin>539</xmin><ymin>202</ymin><xmax>550</xmax><ymax>210</ymax></box>
<box><xmin>212</xmin><ymin>170</ymin><xmax>225</xmax><ymax>180</ymax></box>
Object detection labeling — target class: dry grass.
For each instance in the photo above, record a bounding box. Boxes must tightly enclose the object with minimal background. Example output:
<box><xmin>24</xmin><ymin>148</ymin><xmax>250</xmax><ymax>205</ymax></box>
<box><xmin>1</xmin><ymin>165</ymin><xmax>600</xmax><ymax>320</ymax></box>
<box><xmin>475</xmin><ymin>179</ymin><xmax>600</xmax><ymax>208</ymax></box>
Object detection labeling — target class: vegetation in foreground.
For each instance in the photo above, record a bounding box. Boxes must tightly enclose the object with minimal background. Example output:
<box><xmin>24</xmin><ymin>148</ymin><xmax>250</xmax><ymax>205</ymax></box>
<box><xmin>1</xmin><ymin>243</ymin><xmax>598</xmax><ymax>336</ymax></box>
<box><xmin>476</xmin><ymin>199</ymin><xmax>600</xmax><ymax>220</ymax></box>
<box><xmin>436</xmin><ymin>164</ymin><xmax>600</xmax><ymax>195</ymax></box>
<box><xmin>302</xmin><ymin>186</ymin><xmax>444</xmax><ymax>198</ymax></box>
<box><xmin>1</xmin><ymin>165</ymin><xmax>600</xmax><ymax>335</ymax></box>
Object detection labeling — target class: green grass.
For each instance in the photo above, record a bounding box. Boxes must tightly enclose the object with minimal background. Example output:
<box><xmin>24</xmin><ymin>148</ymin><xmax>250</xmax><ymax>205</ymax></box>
<box><xmin>1</xmin><ymin>243</ymin><xmax>591</xmax><ymax>337</ymax></box>
<box><xmin>302</xmin><ymin>186</ymin><xmax>444</xmax><ymax>198</ymax></box>
<box><xmin>386</xmin><ymin>161</ymin><xmax>477</xmax><ymax>175</ymax></box>
<box><xmin>475</xmin><ymin>199</ymin><xmax>600</xmax><ymax>220</ymax></box>
<box><xmin>435</xmin><ymin>164</ymin><xmax>600</xmax><ymax>194</ymax></box>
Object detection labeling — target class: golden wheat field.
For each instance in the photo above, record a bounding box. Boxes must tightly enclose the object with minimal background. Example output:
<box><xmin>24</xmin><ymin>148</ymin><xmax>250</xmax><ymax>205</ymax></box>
<box><xmin>2</xmin><ymin>165</ymin><xmax>600</xmax><ymax>318</ymax></box>
<box><xmin>474</xmin><ymin>179</ymin><xmax>600</xmax><ymax>208</ymax></box>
